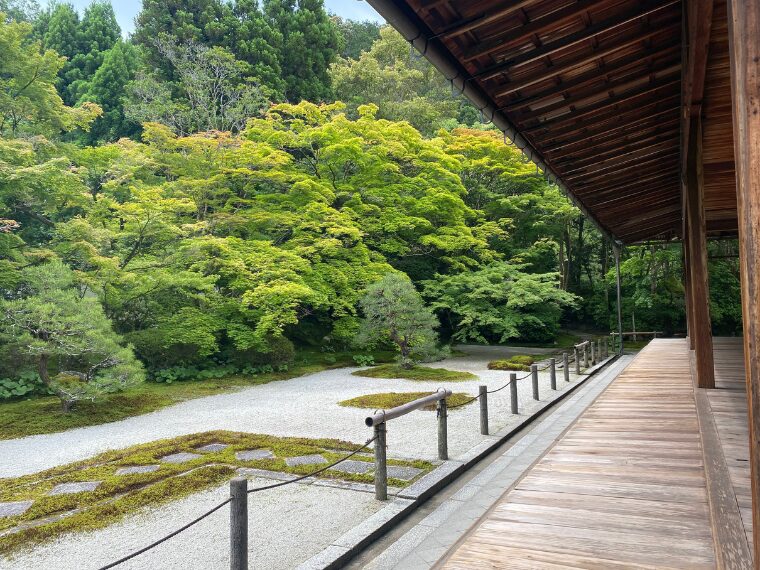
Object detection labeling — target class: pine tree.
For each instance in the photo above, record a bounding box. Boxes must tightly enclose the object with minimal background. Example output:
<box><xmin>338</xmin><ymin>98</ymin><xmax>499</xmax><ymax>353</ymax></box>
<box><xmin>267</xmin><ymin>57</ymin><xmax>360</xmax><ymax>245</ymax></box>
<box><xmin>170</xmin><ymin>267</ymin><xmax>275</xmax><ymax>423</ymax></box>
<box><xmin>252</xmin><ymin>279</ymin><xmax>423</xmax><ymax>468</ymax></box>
<box><xmin>263</xmin><ymin>0</ymin><xmax>339</xmax><ymax>102</ymax></box>
<box><xmin>79</xmin><ymin>39</ymin><xmax>139</xmax><ymax>143</ymax></box>
<box><xmin>42</xmin><ymin>2</ymin><xmax>81</xmax><ymax>104</ymax></box>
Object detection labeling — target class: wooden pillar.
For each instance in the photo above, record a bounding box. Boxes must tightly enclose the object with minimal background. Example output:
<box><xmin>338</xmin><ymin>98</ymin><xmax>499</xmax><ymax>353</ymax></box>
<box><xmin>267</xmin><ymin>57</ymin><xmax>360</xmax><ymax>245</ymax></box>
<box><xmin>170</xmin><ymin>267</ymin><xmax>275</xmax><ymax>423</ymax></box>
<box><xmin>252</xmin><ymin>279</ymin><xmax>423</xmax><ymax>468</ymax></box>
<box><xmin>683</xmin><ymin>230</ymin><xmax>695</xmax><ymax>350</ymax></box>
<box><xmin>685</xmin><ymin>119</ymin><xmax>715</xmax><ymax>389</ymax></box>
<box><xmin>613</xmin><ymin>245</ymin><xmax>624</xmax><ymax>355</ymax></box>
<box><xmin>727</xmin><ymin>0</ymin><xmax>760</xmax><ymax>560</ymax></box>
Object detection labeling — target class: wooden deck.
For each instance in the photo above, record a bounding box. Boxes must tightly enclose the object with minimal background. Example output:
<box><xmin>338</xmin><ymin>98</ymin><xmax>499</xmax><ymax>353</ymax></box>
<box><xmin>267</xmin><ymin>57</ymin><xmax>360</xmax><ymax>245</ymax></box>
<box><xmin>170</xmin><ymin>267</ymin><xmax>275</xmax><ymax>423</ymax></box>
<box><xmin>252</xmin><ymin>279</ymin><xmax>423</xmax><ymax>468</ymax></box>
<box><xmin>441</xmin><ymin>339</ymin><xmax>722</xmax><ymax>569</ymax></box>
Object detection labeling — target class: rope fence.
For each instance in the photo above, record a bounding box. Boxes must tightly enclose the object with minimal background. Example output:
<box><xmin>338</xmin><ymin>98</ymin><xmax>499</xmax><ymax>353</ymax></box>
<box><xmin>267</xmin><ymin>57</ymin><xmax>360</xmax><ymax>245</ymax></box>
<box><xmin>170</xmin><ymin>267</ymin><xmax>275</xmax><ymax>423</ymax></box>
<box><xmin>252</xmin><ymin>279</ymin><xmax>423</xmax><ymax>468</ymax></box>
<box><xmin>97</xmin><ymin>337</ymin><xmax>614</xmax><ymax>569</ymax></box>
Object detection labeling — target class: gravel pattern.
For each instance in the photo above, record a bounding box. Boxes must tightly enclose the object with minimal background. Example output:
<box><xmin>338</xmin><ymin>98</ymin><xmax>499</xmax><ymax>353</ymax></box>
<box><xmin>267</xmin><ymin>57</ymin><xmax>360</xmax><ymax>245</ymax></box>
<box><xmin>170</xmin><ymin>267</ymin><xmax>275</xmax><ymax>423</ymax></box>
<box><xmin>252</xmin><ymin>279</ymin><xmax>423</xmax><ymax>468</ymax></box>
<box><xmin>0</xmin><ymin>346</ymin><xmax>581</xmax><ymax>478</ymax></box>
<box><xmin>0</xmin><ymin>476</ymin><xmax>380</xmax><ymax>570</ymax></box>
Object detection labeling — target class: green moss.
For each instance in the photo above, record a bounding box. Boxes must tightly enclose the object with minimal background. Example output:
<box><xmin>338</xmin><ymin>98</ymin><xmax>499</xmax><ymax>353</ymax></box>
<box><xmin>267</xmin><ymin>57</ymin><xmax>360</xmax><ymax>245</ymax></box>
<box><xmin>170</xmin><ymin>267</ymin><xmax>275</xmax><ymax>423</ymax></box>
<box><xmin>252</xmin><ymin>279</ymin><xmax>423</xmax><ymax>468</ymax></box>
<box><xmin>487</xmin><ymin>360</ymin><xmax>527</xmax><ymax>371</ymax></box>
<box><xmin>352</xmin><ymin>364</ymin><xmax>476</xmax><ymax>382</ymax></box>
<box><xmin>0</xmin><ymin>430</ymin><xmax>434</xmax><ymax>556</ymax></box>
<box><xmin>338</xmin><ymin>391</ymin><xmax>475</xmax><ymax>410</ymax></box>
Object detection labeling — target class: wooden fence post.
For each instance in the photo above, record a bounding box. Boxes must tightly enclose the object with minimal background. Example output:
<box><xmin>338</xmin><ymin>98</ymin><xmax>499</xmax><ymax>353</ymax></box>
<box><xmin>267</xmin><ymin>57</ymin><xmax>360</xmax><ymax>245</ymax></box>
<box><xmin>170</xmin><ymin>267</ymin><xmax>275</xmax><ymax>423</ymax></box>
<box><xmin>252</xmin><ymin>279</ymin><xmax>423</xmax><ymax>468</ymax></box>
<box><xmin>510</xmin><ymin>373</ymin><xmax>518</xmax><ymax>414</ymax></box>
<box><xmin>230</xmin><ymin>477</ymin><xmax>248</xmax><ymax>570</ymax></box>
<box><xmin>374</xmin><ymin>423</ymin><xmax>387</xmax><ymax>500</ymax></box>
<box><xmin>550</xmin><ymin>358</ymin><xmax>557</xmax><ymax>390</ymax></box>
<box><xmin>598</xmin><ymin>339</ymin><xmax>602</xmax><ymax>360</ymax></box>
<box><xmin>479</xmin><ymin>385</ymin><xmax>488</xmax><ymax>435</ymax></box>
<box><xmin>583</xmin><ymin>344</ymin><xmax>589</xmax><ymax>368</ymax></box>
<box><xmin>574</xmin><ymin>347</ymin><xmax>580</xmax><ymax>374</ymax></box>
<box><xmin>437</xmin><ymin>398</ymin><xmax>448</xmax><ymax>460</ymax></box>
<box><xmin>590</xmin><ymin>340</ymin><xmax>596</xmax><ymax>365</ymax></box>
<box><xmin>531</xmin><ymin>364</ymin><xmax>539</xmax><ymax>400</ymax></box>
<box><xmin>563</xmin><ymin>352</ymin><xmax>570</xmax><ymax>382</ymax></box>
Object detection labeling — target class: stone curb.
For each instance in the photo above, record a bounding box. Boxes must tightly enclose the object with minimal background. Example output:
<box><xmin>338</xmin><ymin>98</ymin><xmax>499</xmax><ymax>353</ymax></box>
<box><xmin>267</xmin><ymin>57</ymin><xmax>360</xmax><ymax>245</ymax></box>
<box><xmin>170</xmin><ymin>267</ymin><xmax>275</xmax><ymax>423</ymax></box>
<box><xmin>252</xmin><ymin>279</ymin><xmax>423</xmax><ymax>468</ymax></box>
<box><xmin>296</xmin><ymin>354</ymin><xmax>618</xmax><ymax>570</ymax></box>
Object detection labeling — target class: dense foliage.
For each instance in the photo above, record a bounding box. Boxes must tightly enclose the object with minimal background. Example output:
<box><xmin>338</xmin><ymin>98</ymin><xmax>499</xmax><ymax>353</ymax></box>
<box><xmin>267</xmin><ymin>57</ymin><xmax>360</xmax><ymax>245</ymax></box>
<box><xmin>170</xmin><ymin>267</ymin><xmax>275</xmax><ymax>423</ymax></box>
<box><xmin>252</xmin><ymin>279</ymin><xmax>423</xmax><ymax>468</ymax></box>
<box><xmin>0</xmin><ymin>1</ymin><xmax>744</xmax><ymax>408</ymax></box>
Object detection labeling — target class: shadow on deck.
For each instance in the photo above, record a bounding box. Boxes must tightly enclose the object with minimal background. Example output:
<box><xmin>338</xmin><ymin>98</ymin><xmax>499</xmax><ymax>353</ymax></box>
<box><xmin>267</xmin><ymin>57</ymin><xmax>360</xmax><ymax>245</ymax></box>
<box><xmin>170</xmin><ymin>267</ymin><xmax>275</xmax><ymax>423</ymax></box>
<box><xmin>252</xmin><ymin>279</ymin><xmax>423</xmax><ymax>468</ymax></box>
<box><xmin>438</xmin><ymin>338</ymin><xmax>751</xmax><ymax>569</ymax></box>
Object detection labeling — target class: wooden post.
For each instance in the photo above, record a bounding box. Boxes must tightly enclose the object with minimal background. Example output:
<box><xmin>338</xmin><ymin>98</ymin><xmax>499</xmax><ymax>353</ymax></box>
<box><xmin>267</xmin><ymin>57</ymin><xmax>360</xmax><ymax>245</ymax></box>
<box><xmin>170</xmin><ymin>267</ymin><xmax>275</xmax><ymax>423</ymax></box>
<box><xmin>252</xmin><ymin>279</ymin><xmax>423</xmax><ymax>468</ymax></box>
<box><xmin>531</xmin><ymin>364</ymin><xmax>539</xmax><ymax>400</ymax></box>
<box><xmin>590</xmin><ymin>340</ymin><xmax>596</xmax><ymax>365</ymax></box>
<box><xmin>479</xmin><ymin>385</ymin><xmax>488</xmax><ymax>435</ymax></box>
<box><xmin>509</xmin><ymin>373</ymin><xmax>518</xmax><ymax>414</ymax></box>
<box><xmin>574</xmin><ymin>348</ymin><xmax>580</xmax><ymax>374</ymax></box>
<box><xmin>437</xmin><ymin>398</ymin><xmax>448</xmax><ymax>460</ymax></box>
<box><xmin>727</xmin><ymin>1</ymin><xmax>760</xmax><ymax>558</ymax></box>
<box><xmin>598</xmin><ymin>339</ymin><xmax>602</xmax><ymax>361</ymax></box>
<box><xmin>614</xmin><ymin>245</ymin><xmax>624</xmax><ymax>355</ymax></box>
<box><xmin>374</xmin><ymin>423</ymin><xmax>387</xmax><ymax>500</ymax></box>
<box><xmin>550</xmin><ymin>358</ymin><xmax>557</xmax><ymax>390</ymax></box>
<box><xmin>563</xmin><ymin>352</ymin><xmax>570</xmax><ymax>382</ymax></box>
<box><xmin>583</xmin><ymin>344</ymin><xmax>589</xmax><ymax>368</ymax></box>
<box><xmin>230</xmin><ymin>477</ymin><xmax>248</xmax><ymax>570</ymax></box>
<box><xmin>685</xmin><ymin>118</ymin><xmax>715</xmax><ymax>389</ymax></box>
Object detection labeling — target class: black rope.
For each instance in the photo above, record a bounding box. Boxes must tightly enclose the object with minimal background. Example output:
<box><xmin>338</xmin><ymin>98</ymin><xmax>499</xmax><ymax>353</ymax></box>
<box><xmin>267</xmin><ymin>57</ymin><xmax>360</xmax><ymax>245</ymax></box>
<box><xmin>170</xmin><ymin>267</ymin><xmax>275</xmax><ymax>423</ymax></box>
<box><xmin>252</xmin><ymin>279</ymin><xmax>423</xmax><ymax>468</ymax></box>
<box><xmin>247</xmin><ymin>436</ymin><xmax>377</xmax><ymax>494</ymax></box>
<box><xmin>447</xmin><ymin>394</ymin><xmax>479</xmax><ymax>409</ymax></box>
<box><xmin>97</xmin><ymin>497</ymin><xmax>232</xmax><ymax>569</ymax></box>
<box><xmin>97</xmin><ymin>437</ymin><xmax>378</xmax><ymax>569</ymax></box>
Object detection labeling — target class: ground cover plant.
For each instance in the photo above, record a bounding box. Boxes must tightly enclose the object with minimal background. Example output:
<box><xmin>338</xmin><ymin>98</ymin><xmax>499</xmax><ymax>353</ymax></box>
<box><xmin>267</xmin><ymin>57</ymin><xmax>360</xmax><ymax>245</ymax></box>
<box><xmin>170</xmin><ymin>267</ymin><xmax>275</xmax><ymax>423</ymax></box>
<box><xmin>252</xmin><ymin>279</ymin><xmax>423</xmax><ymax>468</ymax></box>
<box><xmin>339</xmin><ymin>391</ymin><xmax>476</xmax><ymax>410</ymax></box>
<box><xmin>0</xmin><ymin>430</ymin><xmax>433</xmax><ymax>556</ymax></box>
<box><xmin>487</xmin><ymin>354</ymin><xmax>537</xmax><ymax>372</ymax></box>
<box><xmin>352</xmin><ymin>364</ymin><xmax>477</xmax><ymax>382</ymax></box>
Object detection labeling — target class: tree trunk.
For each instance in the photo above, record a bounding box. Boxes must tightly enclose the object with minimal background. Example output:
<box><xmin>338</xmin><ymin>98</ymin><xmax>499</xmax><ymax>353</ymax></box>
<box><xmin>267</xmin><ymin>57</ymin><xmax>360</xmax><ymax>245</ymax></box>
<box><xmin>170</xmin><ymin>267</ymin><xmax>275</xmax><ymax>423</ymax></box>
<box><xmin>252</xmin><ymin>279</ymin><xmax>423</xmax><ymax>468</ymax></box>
<box><xmin>38</xmin><ymin>354</ymin><xmax>50</xmax><ymax>386</ymax></box>
<box><xmin>61</xmin><ymin>399</ymin><xmax>74</xmax><ymax>413</ymax></box>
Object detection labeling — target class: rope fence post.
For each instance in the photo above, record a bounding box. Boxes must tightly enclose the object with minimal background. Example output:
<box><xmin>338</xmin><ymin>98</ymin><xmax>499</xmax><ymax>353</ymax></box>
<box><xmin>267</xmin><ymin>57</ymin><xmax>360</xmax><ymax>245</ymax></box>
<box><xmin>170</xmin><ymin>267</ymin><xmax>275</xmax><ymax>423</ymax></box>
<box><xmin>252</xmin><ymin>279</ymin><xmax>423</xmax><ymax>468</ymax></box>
<box><xmin>550</xmin><ymin>358</ymin><xmax>557</xmax><ymax>390</ymax></box>
<box><xmin>479</xmin><ymin>385</ymin><xmax>488</xmax><ymax>435</ymax></box>
<box><xmin>510</xmin><ymin>373</ymin><xmax>518</xmax><ymax>414</ymax></box>
<box><xmin>583</xmin><ymin>343</ymin><xmax>589</xmax><ymax>368</ymax></box>
<box><xmin>563</xmin><ymin>352</ymin><xmax>570</xmax><ymax>382</ymax></box>
<box><xmin>437</xmin><ymin>398</ymin><xmax>448</xmax><ymax>460</ymax></box>
<box><xmin>590</xmin><ymin>339</ymin><xmax>596</xmax><ymax>365</ymax></box>
<box><xmin>574</xmin><ymin>347</ymin><xmax>580</xmax><ymax>374</ymax></box>
<box><xmin>531</xmin><ymin>364</ymin><xmax>539</xmax><ymax>400</ymax></box>
<box><xmin>374</xmin><ymin>423</ymin><xmax>387</xmax><ymax>501</ymax></box>
<box><xmin>230</xmin><ymin>477</ymin><xmax>248</xmax><ymax>570</ymax></box>
<box><xmin>597</xmin><ymin>339</ymin><xmax>602</xmax><ymax>361</ymax></box>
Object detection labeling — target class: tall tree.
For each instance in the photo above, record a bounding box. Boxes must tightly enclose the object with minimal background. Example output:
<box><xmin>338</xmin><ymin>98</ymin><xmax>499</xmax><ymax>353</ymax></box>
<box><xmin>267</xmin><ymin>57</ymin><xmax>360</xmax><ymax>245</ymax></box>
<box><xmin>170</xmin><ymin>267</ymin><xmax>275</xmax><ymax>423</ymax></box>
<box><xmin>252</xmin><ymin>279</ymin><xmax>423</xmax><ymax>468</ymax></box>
<box><xmin>79</xmin><ymin>39</ymin><xmax>140</xmax><ymax>143</ymax></box>
<box><xmin>264</xmin><ymin>0</ymin><xmax>339</xmax><ymax>102</ymax></box>
<box><xmin>332</xmin><ymin>16</ymin><xmax>380</xmax><ymax>59</ymax></box>
<box><xmin>41</xmin><ymin>2</ymin><xmax>80</xmax><ymax>104</ymax></box>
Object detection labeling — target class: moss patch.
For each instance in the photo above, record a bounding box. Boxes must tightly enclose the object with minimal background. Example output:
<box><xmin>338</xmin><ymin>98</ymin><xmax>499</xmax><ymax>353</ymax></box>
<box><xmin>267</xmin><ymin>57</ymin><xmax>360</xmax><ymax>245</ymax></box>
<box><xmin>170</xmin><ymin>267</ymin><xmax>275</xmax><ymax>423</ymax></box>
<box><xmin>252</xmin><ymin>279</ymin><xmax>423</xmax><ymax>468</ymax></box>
<box><xmin>339</xmin><ymin>391</ymin><xmax>475</xmax><ymax>411</ymax></box>
<box><xmin>487</xmin><ymin>355</ymin><xmax>538</xmax><ymax>371</ymax></box>
<box><xmin>352</xmin><ymin>364</ymin><xmax>476</xmax><ymax>382</ymax></box>
<box><xmin>0</xmin><ymin>349</ymin><xmax>398</xmax><ymax>441</ymax></box>
<box><xmin>0</xmin><ymin>430</ymin><xmax>433</xmax><ymax>556</ymax></box>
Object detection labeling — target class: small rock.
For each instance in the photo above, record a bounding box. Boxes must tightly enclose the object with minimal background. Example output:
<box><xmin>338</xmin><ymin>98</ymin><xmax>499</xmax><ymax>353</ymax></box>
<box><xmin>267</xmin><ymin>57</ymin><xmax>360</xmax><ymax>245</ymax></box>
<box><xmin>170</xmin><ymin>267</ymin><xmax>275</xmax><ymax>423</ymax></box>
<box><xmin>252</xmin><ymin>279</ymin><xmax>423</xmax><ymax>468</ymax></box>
<box><xmin>115</xmin><ymin>465</ymin><xmax>161</xmax><ymax>476</ymax></box>
<box><xmin>285</xmin><ymin>454</ymin><xmax>328</xmax><ymax>467</ymax></box>
<box><xmin>235</xmin><ymin>449</ymin><xmax>274</xmax><ymax>461</ymax></box>
<box><xmin>48</xmin><ymin>481</ymin><xmax>101</xmax><ymax>495</ymax></box>
<box><xmin>196</xmin><ymin>443</ymin><xmax>229</xmax><ymax>453</ymax></box>
<box><xmin>0</xmin><ymin>500</ymin><xmax>33</xmax><ymax>518</ymax></box>
<box><xmin>329</xmin><ymin>459</ymin><xmax>373</xmax><ymax>475</ymax></box>
<box><xmin>160</xmin><ymin>452</ymin><xmax>202</xmax><ymax>464</ymax></box>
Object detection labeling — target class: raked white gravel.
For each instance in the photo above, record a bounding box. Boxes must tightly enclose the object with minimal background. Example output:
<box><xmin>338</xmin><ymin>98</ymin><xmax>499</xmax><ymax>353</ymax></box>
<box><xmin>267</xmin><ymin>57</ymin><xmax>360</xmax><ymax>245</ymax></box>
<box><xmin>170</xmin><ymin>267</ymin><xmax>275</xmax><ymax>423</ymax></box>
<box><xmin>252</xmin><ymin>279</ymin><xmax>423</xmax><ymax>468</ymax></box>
<box><xmin>0</xmin><ymin>346</ymin><xmax>574</xmax><ymax>478</ymax></box>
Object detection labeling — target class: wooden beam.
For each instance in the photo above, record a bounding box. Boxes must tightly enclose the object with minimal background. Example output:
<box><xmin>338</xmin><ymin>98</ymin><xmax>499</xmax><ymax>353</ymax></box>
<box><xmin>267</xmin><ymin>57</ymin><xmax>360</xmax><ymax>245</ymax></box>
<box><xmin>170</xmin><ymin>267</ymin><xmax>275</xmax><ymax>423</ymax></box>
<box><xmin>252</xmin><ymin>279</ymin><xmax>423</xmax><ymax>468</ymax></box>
<box><xmin>437</xmin><ymin>0</ymin><xmax>534</xmax><ymax>40</ymax></box>
<box><xmin>558</xmin><ymin>132</ymin><xmax>680</xmax><ymax>171</ymax></box>
<box><xmin>727</xmin><ymin>0</ymin><xmax>760</xmax><ymax>562</ymax></box>
<box><xmin>550</xmin><ymin>122</ymin><xmax>680</xmax><ymax>161</ymax></box>
<box><xmin>475</xmin><ymin>1</ymin><xmax>679</xmax><ymax>82</ymax></box>
<box><xmin>462</xmin><ymin>0</ymin><xmax>600</xmax><ymax>62</ymax></box>
<box><xmin>685</xmin><ymin>118</ymin><xmax>715</xmax><ymax>389</ymax></box>
<box><xmin>494</xmin><ymin>22</ymin><xmax>680</xmax><ymax>98</ymax></box>
<box><xmin>500</xmin><ymin>43</ymin><xmax>681</xmax><ymax>114</ymax></box>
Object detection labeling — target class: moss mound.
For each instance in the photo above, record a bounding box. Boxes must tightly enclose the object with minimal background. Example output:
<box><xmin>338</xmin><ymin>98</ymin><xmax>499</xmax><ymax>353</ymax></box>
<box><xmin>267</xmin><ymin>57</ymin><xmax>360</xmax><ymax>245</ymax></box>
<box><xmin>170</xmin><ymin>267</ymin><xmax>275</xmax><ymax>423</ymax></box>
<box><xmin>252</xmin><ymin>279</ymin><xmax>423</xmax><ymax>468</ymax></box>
<box><xmin>352</xmin><ymin>364</ymin><xmax>476</xmax><ymax>382</ymax></box>
<box><xmin>487</xmin><ymin>355</ymin><xmax>537</xmax><ymax>371</ymax></box>
<box><xmin>339</xmin><ymin>391</ymin><xmax>475</xmax><ymax>410</ymax></box>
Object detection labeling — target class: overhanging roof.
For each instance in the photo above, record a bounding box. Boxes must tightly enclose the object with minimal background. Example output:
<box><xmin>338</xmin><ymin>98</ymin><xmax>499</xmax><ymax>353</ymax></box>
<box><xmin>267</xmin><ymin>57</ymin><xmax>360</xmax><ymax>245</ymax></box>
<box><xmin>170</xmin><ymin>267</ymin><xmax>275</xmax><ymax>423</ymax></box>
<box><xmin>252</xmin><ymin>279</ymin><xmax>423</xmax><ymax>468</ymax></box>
<box><xmin>367</xmin><ymin>0</ymin><xmax>739</xmax><ymax>244</ymax></box>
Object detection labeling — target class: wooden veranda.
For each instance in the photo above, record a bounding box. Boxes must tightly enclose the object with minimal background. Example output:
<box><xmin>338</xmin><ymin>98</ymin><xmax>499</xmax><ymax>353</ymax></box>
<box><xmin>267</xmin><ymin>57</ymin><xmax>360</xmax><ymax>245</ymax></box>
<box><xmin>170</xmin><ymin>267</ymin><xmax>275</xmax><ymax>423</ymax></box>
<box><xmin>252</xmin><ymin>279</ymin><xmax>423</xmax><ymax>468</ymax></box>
<box><xmin>366</xmin><ymin>0</ymin><xmax>760</xmax><ymax>567</ymax></box>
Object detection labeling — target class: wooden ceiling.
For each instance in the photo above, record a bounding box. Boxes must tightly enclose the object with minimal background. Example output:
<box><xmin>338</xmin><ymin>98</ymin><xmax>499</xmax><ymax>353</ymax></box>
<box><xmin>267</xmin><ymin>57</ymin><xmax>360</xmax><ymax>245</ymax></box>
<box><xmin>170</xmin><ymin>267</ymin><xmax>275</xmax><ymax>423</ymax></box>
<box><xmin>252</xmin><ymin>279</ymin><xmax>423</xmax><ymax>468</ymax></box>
<box><xmin>383</xmin><ymin>0</ymin><xmax>739</xmax><ymax>243</ymax></box>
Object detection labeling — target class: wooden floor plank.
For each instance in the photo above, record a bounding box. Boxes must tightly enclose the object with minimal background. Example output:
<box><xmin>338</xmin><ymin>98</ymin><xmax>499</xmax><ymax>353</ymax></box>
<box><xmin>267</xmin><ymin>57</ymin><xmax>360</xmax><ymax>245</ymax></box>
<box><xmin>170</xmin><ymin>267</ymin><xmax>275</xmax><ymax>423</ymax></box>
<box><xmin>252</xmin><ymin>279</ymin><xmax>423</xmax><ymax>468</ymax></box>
<box><xmin>440</xmin><ymin>340</ymin><xmax>719</xmax><ymax>569</ymax></box>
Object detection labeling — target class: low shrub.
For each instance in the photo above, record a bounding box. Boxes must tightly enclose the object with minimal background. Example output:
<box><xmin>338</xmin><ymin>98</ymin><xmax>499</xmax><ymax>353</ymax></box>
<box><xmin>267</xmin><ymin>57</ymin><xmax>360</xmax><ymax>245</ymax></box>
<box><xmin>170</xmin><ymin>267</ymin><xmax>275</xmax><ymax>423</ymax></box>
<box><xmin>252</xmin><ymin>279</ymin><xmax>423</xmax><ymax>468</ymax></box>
<box><xmin>0</xmin><ymin>372</ymin><xmax>47</xmax><ymax>401</ymax></box>
<box><xmin>487</xmin><ymin>355</ymin><xmax>537</xmax><ymax>371</ymax></box>
<box><xmin>352</xmin><ymin>354</ymin><xmax>375</xmax><ymax>367</ymax></box>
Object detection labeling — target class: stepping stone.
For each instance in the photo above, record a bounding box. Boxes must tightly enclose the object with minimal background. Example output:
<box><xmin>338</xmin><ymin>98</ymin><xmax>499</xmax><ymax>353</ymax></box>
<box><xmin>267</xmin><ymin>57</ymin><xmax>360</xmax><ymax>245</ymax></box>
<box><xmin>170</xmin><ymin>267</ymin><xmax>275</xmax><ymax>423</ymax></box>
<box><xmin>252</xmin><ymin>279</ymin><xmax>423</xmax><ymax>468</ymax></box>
<box><xmin>115</xmin><ymin>465</ymin><xmax>161</xmax><ymax>476</ymax></box>
<box><xmin>235</xmin><ymin>449</ymin><xmax>274</xmax><ymax>461</ymax></box>
<box><xmin>48</xmin><ymin>481</ymin><xmax>101</xmax><ymax>496</ymax></box>
<box><xmin>329</xmin><ymin>459</ymin><xmax>373</xmax><ymax>475</ymax></box>
<box><xmin>0</xmin><ymin>500</ymin><xmax>33</xmax><ymax>518</ymax></box>
<box><xmin>196</xmin><ymin>443</ymin><xmax>229</xmax><ymax>453</ymax></box>
<box><xmin>387</xmin><ymin>466</ymin><xmax>423</xmax><ymax>481</ymax></box>
<box><xmin>285</xmin><ymin>454</ymin><xmax>328</xmax><ymax>467</ymax></box>
<box><xmin>160</xmin><ymin>452</ymin><xmax>201</xmax><ymax>464</ymax></box>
